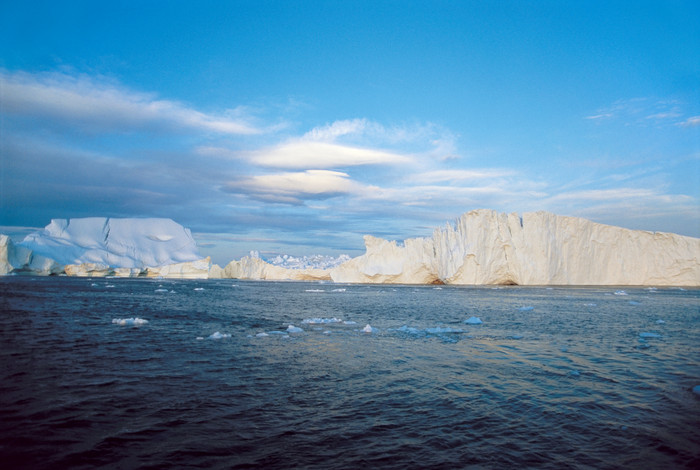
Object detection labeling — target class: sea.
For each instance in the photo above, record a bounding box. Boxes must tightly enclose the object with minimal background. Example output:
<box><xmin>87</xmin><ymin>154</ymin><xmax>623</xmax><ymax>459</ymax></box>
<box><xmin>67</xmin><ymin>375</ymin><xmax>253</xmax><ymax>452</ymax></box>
<box><xmin>1</xmin><ymin>276</ymin><xmax>699</xmax><ymax>469</ymax></box>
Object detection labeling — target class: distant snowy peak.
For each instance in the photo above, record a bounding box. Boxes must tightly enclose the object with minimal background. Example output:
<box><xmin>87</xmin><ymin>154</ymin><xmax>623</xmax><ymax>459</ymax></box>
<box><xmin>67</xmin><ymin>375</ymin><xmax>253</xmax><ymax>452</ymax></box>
<box><xmin>20</xmin><ymin>217</ymin><xmax>203</xmax><ymax>268</ymax></box>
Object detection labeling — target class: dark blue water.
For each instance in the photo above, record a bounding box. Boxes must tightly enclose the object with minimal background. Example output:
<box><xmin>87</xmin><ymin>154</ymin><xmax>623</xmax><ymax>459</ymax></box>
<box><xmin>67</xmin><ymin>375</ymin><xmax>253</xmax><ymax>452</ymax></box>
<box><xmin>1</xmin><ymin>277</ymin><xmax>699</xmax><ymax>469</ymax></box>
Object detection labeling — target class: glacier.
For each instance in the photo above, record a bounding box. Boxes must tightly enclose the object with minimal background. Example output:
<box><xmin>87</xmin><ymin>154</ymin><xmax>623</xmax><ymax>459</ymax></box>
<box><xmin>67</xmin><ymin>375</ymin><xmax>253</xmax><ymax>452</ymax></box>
<box><xmin>1</xmin><ymin>210</ymin><xmax>699</xmax><ymax>285</ymax></box>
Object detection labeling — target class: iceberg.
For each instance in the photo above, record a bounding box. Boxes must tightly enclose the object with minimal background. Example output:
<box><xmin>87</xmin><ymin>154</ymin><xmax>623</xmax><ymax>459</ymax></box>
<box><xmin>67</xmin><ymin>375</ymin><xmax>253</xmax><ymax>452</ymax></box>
<box><xmin>1</xmin><ymin>218</ymin><xmax>210</xmax><ymax>278</ymax></box>
<box><xmin>2</xmin><ymin>210</ymin><xmax>698</xmax><ymax>285</ymax></box>
<box><xmin>329</xmin><ymin>210</ymin><xmax>700</xmax><ymax>286</ymax></box>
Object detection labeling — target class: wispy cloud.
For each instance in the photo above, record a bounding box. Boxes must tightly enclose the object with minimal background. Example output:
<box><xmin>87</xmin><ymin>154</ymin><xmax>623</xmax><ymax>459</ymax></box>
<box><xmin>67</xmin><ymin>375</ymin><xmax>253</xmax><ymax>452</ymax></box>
<box><xmin>679</xmin><ymin>116</ymin><xmax>700</xmax><ymax>127</ymax></box>
<box><xmin>0</xmin><ymin>69</ymin><xmax>263</xmax><ymax>135</ymax></box>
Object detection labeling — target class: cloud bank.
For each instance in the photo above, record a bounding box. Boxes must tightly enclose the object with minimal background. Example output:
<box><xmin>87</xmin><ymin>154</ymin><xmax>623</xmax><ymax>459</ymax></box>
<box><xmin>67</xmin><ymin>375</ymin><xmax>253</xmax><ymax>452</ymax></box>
<box><xmin>1</xmin><ymin>69</ymin><xmax>698</xmax><ymax>262</ymax></box>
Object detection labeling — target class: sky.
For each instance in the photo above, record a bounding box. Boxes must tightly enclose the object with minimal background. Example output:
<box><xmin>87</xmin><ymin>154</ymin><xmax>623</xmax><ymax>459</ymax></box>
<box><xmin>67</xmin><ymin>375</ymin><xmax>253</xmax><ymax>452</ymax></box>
<box><xmin>1</xmin><ymin>0</ymin><xmax>698</xmax><ymax>265</ymax></box>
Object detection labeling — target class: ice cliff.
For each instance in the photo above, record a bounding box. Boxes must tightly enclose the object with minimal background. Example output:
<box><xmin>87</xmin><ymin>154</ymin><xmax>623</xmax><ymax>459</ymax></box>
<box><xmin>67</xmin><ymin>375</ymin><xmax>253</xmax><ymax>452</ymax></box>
<box><xmin>329</xmin><ymin>210</ymin><xmax>700</xmax><ymax>286</ymax></box>
<box><xmin>1</xmin><ymin>210</ymin><xmax>698</xmax><ymax>285</ymax></box>
<box><xmin>1</xmin><ymin>218</ymin><xmax>209</xmax><ymax>278</ymax></box>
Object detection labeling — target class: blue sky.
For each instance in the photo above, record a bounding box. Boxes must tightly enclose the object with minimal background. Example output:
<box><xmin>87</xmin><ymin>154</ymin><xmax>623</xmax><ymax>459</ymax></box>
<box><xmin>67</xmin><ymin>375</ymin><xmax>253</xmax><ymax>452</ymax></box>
<box><xmin>1</xmin><ymin>0</ymin><xmax>698</xmax><ymax>265</ymax></box>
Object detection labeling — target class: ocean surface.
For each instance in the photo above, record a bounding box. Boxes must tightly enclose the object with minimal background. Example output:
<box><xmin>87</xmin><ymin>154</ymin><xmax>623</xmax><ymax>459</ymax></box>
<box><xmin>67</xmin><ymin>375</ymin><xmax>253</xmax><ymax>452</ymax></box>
<box><xmin>1</xmin><ymin>277</ymin><xmax>699</xmax><ymax>469</ymax></box>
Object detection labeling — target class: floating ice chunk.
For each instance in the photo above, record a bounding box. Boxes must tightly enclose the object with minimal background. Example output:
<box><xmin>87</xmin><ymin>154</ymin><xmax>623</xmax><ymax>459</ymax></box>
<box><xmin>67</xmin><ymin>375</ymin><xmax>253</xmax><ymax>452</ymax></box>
<box><xmin>208</xmin><ymin>331</ymin><xmax>231</xmax><ymax>339</ymax></box>
<box><xmin>196</xmin><ymin>336</ymin><xmax>204</xmax><ymax>340</ymax></box>
<box><xmin>305</xmin><ymin>289</ymin><xmax>325</xmax><ymax>293</ymax></box>
<box><xmin>464</xmin><ymin>316</ymin><xmax>483</xmax><ymax>325</ymax></box>
<box><xmin>639</xmin><ymin>332</ymin><xmax>662</xmax><ymax>339</ymax></box>
<box><xmin>344</xmin><ymin>320</ymin><xmax>357</xmax><ymax>325</ymax></box>
<box><xmin>518</xmin><ymin>306</ymin><xmax>534</xmax><ymax>311</ymax></box>
<box><xmin>614</xmin><ymin>290</ymin><xmax>628</xmax><ymax>296</ymax></box>
<box><xmin>302</xmin><ymin>317</ymin><xmax>343</xmax><ymax>324</ymax></box>
<box><xmin>362</xmin><ymin>324</ymin><xmax>375</xmax><ymax>333</ymax></box>
<box><xmin>255</xmin><ymin>332</ymin><xmax>269</xmax><ymax>337</ymax></box>
<box><xmin>287</xmin><ymin>325</ymin><xmax>304</xmax><ymax>333</ymax></box>
<box><xmin>425</xmin><ymin>327</ymin><xmax>464</xmax><ymax>334</ymax></box>
<box><xmin>331</xmin><ymin>288</ymin><xmax>346</xmax><ymax>292</ymax></box>
<box><xmin>194</xmin><ymin>287</ymin><xmax>205</xmax><ymax>291</ymax></box>
<box><xmin>584</xmin><ymin>303</ymin><xmax>597</xmax><ymax>307</ymax></box>
<box><xmin>155</xmin><ymin>288</ymin><xmax>169</xmax><ymax>293</ymax></box>
<box><xmin>656</xmin><ymin>319</ymin><xmax>665</xmax><ymax>324</ymax></box>
<box><xmin>510</xmin><ymin>335</ymin><xmax>524</xmax><ymax>340</ymax></box>
<box><xmin>112</xmin><ymin>318</ymin><xmax>148</xmax><ymax>326</ymax></box>
<box><xmin>397</xmin><ymin>325</ymin><xmax>421</xmax><ymax>334</ymax></box>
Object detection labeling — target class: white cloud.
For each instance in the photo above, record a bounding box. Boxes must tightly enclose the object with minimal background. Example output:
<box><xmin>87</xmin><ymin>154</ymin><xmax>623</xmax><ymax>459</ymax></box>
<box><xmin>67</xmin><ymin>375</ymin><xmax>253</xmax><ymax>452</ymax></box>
<box><xmin>0</xmin><ymin>69</ymin><xmax>262</xmax><ymax>135</ymax></box>
<box><xmin>249</xmin><ymin>140</ymin><xmax>412</xmax><ymax>169</ymax></box>
<box><xmin>223</xmin><ymin>170</ymin><xmax>375</xmax><ymax>204</ymax></box>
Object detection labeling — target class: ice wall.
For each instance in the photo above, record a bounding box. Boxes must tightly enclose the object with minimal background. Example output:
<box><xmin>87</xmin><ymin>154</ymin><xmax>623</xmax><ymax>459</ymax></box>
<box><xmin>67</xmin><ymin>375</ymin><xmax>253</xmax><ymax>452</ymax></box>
<box><xmin>330</xmin><ymin>210</ymin><xmax>700</xmax><ymax>286</ymax></box>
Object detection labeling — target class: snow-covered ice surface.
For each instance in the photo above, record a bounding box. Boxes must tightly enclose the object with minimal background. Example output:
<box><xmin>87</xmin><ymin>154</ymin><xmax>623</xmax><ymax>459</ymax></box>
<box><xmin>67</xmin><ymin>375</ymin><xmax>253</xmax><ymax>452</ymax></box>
<box><xmin>2</xmin><ymin>279</ymin><xmax>699</xmax><ymax>469</ymax></box>
<box><xmin>19</xmin><ymin>217</ymin><xmax>203</xmax><ymax>268</ymax></box>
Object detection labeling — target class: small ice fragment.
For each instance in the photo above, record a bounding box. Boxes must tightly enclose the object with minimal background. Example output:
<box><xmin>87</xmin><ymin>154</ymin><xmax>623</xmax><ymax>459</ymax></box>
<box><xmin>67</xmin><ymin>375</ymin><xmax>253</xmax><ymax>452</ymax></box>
<box><xmin>91</xmin><ymin>283</ymin><xmax>98</xmax><ymax>287</ymax></box>
<box><xmin>628</xmin><ymin>301</ymin><xmax>642</xmax><ymax>306</ymax></box>
<box><xmin>305</xmin><ymin>289</ymin><xmax>325</xmax><ymax>293</ymax></box>
<box><xmin>287</xmin><ymin>325</ymin><xmax>304</xmax><ymax>333</ymax></box>
<box><xmin>302</xmin><ymin>318</ymin><xmax>343</xmax><ymax>324</ymax></box>
<box><xmin>343</xmin><ymin>320</ymin><xmax>357</xmax><ymax>325</ymax></box>
<box><xmin>465</xmin><ymin>316</ymin><xmax>483</xmax><ymax>325</ymax></box>
<box><xmin>331</xmin><ymin>288</ymin><xmax>346</xmax><ymax>292</ymax></box>
<box><xmin>256</xmin><ymin>332</ymin><xmax>269</xmax><ymax>337</ymax></box>
<box><xmin>510</xmin><ymin>335</ymin><xmax>524</xmax><ymax>340</ymax></box>
<box><xmin>209</xmin><ymin>331</ymin><xmax>231</xmax><ymax>339</ymax></box>
<box><xmin>196</xmin><ymin>336</ymin><xmax>204</xmax><ymax>340</ymax></box>
<box><xmin>518</xmin><ymin>306</ymin><xmax>534</xmax><ymax>311</ymax></box>
<box><xmin>425</xmin><ymin>327</ymin><xmax>464</xmax><ymax>334</ymax></box>
<box><xmin>398</xmin><ymin>325</ymin><xmax>421</xmax><ymax>334</ymax></box>
<box><xmin>208</xmin><ymin>331</ymin><xmax>231</xmax><ymax>339</ymax></box>
<box><xmin>155</xmin><ymin>288</ymin><xmax>168</xmax><ymax>293</ymax></box>
<box><xmin>112</xmin><ymin>318</ymin><xmax>148</xmax><ymax>326</ymax></box>
<box><xmin>584</xmin><ymin>303</ymin><xmax>597</xmax><ymax>307</ymax></box>
<box><xmin>362</xmin><ymin>324</ymin><xmax>374</xmax><ymax>333</ymax></box>
<box><xmin>639</xmin><ymin>332</ymin><xmax>661</xmax><ymax>338</ymax></box>
<box><xmin>656</xmin><ymin>319</ymin><xmax>665</xmax><ymax>324</ymax></box>
<box><xmin>194</xmin><ymin>287</ymin><xmax>205</xmax><ymax>291</ymax></box>
<box><xmin>614</xmin><ymin>290</ymin><xmax>628</xmax><ymax>296</ymax></box>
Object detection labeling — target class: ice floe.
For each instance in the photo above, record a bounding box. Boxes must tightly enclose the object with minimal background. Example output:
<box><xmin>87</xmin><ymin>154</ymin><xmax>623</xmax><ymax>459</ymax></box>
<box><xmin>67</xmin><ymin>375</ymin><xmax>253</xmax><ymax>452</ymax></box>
<box><xmin>302</xmin><ymin>317</ymin><xmax>343</xmax><ymax>324</ymax></box>
<box><xmin>287</xmin><ymin>325</ymin><xmax>304</xmax><ymax>333</ymax></box>
<box><xmin>362</xmin><ymin>324</ymin><xmax>375</xmax><ymax>333</ymax></box>
<box><xmin>112</xmin><ymin>318</ymin><xmax>148</xmax><ymax>326</ymax></box>
<box><xmin>425</xmin><ymin>327</ymin><xmax>464</xmax><ymax>334</ymax></box>
<box><xmin>208</xmin><ymin>331</ymin><xmax>231</xmax><ymax>339</ymax></box>
<box><xmin>464</xmin><ymin>316</ymin><xmax>483</xmax><ymax>325</ymax></box>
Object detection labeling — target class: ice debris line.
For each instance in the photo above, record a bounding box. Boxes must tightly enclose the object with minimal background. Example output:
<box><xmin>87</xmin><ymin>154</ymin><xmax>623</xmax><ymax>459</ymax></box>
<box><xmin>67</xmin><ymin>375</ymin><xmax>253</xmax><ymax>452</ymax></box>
<box><xmin>1</xmin><ymin>210</ymin><xmax>699</xmax><ymax>286</ymax></box>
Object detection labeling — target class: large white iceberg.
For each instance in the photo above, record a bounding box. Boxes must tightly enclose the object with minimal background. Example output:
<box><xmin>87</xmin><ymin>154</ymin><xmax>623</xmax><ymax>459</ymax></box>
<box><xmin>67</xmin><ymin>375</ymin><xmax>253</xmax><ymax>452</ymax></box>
<box><xmin>329</xmin><ymin>210</ymin><xmax>700</xmax><ymax>286</ymax></box>
<box><xmin>1</xmin><ymin>210</ymin><xmax>698</xmax><ymax>285</ymax></box>
<box><xmin>1</xmin><ymin>218</ymin><xmax>210</xmax><ymax>278</ymax></box>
